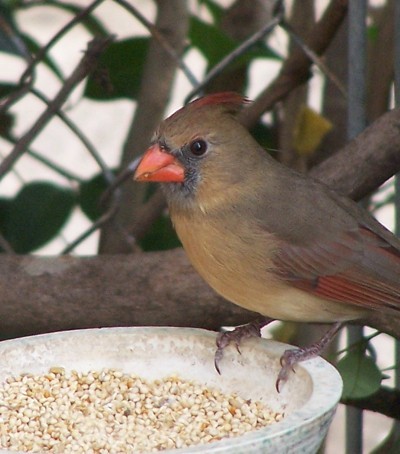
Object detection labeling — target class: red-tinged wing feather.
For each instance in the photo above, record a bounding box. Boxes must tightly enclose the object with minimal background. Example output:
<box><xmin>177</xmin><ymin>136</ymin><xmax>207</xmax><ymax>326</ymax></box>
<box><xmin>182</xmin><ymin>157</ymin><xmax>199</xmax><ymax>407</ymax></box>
<box><xmin>273</xmin><ymin>226</ymin><xmax>400</xmax><ymax>312</ymax></box>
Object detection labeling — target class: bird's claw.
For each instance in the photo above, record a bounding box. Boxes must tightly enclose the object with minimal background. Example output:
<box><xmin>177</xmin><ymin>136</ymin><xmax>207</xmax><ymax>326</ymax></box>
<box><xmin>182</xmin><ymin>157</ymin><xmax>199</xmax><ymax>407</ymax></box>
<box><xmin>276</xmin><ymin>348</ymin><xmax>301</xmax><ymax>392</ymax></box>
<box><xmin>275</xmin><ymin>323</ymin><xmax>343</xmax><ymax>391</ymax></box>
<box><xmin>214</xmin><ymin>347</ymin><xmax>224</xmax><ymax>375</ymax></box>
<box><xmin>214</xmin><ymin>321</ymin><xmax>267</xmax><ymax>375</ymax></box>
<box><xmin>214</xmin><ymin>331</ymin><xmax>236</xmax><ymax>374</ymax></box>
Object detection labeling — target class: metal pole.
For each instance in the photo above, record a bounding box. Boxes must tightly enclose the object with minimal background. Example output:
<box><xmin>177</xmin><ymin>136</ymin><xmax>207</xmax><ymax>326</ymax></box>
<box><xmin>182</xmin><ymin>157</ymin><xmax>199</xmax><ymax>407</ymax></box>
<box><xmin>345</xmin><ymin>1</ymin><xmax>367</xmax><ymax>453</ymax></box>
<box><xmin>393</xmin><ymin>0</ymin><xmax>400</xmax><ymax>441</ymax></box>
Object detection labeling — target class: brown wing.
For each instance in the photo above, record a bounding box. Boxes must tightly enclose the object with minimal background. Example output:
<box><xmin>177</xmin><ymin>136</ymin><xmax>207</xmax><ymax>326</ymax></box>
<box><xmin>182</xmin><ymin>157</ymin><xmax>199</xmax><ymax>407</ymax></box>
<box><xmin>273</xmin><ymin>226</ymin><xmax>400</xmax><ymax>312</ymax></box>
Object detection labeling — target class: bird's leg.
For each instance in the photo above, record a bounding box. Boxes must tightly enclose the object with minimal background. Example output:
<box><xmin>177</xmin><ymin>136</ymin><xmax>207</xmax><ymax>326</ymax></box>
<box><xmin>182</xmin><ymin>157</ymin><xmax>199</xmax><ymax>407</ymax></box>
<box><xmin>276</xmin><ymin>322</ymin><xmax>343</xmax><ymax>392</ymax></box>
<box><xmin>214</xmin><ymin>318</ymin><xmax>275</xmax><ymax>374</ymax></box>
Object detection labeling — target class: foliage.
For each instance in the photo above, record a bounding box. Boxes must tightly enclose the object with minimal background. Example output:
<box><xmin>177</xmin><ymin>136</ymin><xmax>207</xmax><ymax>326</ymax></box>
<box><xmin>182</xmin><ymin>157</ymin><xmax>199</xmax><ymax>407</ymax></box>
<box><xmin>0</xmin><ymin>0</ymin><xmax>280</xmax><ymax>253</ymax></box>
<box><xmin>84</xmin><ymin>37</ymin><xmax>149</xmax><ymax>100</ymax></box>
<box><xmin>337</xmin><ymin>342</ymin><xmax>383</xmax><ymax>400</ymax></box>
<box><xmin>0</xmin><ymin>182</ymin><xmax>75</xmax><ymax>253</ymax></box>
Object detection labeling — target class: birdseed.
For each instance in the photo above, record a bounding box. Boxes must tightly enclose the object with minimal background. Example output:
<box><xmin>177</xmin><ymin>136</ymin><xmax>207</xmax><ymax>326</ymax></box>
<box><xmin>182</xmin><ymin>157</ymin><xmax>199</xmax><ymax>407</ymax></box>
<box><xmin>0</xmin><ymin>368</ymin><xmax>283</xmax><ymax>453</ymax></box>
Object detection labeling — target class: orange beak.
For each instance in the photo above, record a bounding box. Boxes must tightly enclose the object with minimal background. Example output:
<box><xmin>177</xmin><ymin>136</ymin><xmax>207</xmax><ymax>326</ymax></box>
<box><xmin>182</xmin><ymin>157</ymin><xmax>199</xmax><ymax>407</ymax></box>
<box><xmin>133</xmin><ymin>144</ymin><xmax>185</xmax><ymax>183</ymax></box>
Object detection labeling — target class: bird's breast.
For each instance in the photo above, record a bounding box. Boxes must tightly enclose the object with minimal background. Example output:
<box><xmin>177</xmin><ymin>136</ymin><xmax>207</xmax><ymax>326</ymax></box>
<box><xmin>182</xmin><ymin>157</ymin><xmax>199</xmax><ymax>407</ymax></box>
<box><xmin>175</xmin><ymin>214</ymin><xmax>275</xmax><ymax>306</ymax></box>
<box><xmin>172</xmin><ymin>210</ymin><xmax>364</xmax><ymax>323</ymax></box>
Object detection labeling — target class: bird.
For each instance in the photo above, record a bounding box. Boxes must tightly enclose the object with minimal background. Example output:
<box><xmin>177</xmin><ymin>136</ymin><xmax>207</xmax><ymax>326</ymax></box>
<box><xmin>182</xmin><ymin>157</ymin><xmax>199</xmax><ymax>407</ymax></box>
<box><xmin>134</xmin><ymin>92</ymin><xmax>400</xmax><ymax>389</ymax></box>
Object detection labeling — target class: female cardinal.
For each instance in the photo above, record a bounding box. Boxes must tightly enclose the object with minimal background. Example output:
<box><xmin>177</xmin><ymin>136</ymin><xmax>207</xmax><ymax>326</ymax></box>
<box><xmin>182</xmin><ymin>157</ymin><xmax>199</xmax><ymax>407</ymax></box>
<box><xmin>134</xmin><ymin>92</ymin><xmax>400</xmax><ymax>388</ymax></box>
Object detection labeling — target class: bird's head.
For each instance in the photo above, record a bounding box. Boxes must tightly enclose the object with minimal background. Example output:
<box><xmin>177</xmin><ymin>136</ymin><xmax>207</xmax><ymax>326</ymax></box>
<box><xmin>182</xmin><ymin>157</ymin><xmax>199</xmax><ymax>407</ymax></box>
<box><xmin>134</xmin><ymin>92</ymin><xmax>261</xmax><ymax>210</ymax></box>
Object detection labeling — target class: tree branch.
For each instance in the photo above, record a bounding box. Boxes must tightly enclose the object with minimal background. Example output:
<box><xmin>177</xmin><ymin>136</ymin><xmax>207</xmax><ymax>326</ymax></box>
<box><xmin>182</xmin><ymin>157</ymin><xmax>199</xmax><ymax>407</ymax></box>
<box><xmin>310</xmin><ymin>107</ymin><xmax>400</xmax><ymax>201</ymax></box>
<box><xmin>240</xmin><ymin>0</ymin><xmax>349</xmax><ymax>129</ymax></box>
<box><xmin>99</xmin><ymin>0</ymin><xmax>189</xmax><ymax>253</ymax></box>
<box><xmin>342</xmin><ymin>386</ymin><xmax>400</xmax><ymax>420</ymax></box>
<box><xmin>0</xmin><ymin>249</ymin><xmax>256</xmax><ymax>340</ymax></box>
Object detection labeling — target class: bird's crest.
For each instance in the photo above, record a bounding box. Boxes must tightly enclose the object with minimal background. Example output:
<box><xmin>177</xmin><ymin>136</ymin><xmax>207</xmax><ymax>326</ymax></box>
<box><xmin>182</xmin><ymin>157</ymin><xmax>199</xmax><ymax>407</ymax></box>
<box><xmin>162</xmin><ymin>92</ymin><xmax>249</xmax><ymax>134</ymax></box>
<box><xmin>189</xmin><ymin>92</ymin><xmax>249</xmax><ymax>112</ymax></box>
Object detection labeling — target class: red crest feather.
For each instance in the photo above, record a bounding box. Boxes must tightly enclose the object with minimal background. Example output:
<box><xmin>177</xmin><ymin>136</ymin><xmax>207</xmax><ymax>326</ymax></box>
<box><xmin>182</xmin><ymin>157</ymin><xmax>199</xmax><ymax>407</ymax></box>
<box><xmin>190</xmin><ymin>92</ymin><xmax>249</xmax><ymax>111</ymax></box>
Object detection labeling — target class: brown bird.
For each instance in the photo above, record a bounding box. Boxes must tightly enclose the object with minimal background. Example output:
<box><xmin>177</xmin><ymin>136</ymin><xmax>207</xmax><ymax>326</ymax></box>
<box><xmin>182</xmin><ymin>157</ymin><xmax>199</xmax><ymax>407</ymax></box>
<box><xmin>134</xmin><ymin>92</ymin><xmax>400</xmax><ymax>388</ymax></box>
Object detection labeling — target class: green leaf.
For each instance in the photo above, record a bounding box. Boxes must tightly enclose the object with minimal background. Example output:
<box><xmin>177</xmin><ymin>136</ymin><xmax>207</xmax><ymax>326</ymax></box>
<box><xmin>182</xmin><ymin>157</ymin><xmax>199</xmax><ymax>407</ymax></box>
<box><xmin>337</xmin><ymin>350</ymin><xmax>382</xmax><ymax>399</ymax></box>
<box><xmin>189</xmin><ymin>17</ymin><xmax>237</xmax><ymax>68</ymax></box>
<box><xmin>0</xmin><ymin>111</ymin><xmax>14</xmax><ymax>139</ymax></box>
<box><xmin>0</xmin><ymin>3</ymin><xmax>29</xmax><ymax>58</ymax></box>
<box><xmin>0</xmin><ymin>197</ymin><xmax>12</xmax><ymax>252</ymax></box>
<box><xmin>0</xmin><ymin>82</ymin><xmax>18</xmax><ymax>99</ymax></box>
<box><xmin>3</xmin><ymin>182</ymin><xmax>75</xmax><ymax>253</ymax></box>
<box><xmin>367</xmin><ymin>24</ymin><xmax>378</xmax><ymax>43</ymax></box>
<box><xmin>189</xmin><ymin>16</ymin><xmax>281</xmax><ymax>70</ymax></box>
<box><xmin>22</xmin><ymin>33</ymin><xmax>64</xmax><ymax>81</ymax></box>
<box><xmin>249</xmin><ymin>41</ymin><xmax>282</xmax><ymax>61</ymax></box>
<box><xmin>139</xmin><ymin>215</ymin><xmax>181</xmax><ymax>251</ymax></box>
<box><xmin>79</xmin><ymin>173</ymin><xmax>110</xmax><ymax>221</ymax></box>
<box><xmin>250</xmin><ymin>121</ymin><xmax>275</xmax><ymax>153</ymax></box>
<box><xmin>84</xmin><ymin>38</ymin><xmax>148</xmax><ymax>100</ymax></box>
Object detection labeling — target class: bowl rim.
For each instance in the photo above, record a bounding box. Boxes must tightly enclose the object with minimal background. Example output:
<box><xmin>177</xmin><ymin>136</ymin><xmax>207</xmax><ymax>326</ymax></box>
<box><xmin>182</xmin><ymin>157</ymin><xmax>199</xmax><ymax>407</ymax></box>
<box><xmin>0</xmin><ymin>326</ymin><xmax>342</xmax><ymax>454</ymax></box>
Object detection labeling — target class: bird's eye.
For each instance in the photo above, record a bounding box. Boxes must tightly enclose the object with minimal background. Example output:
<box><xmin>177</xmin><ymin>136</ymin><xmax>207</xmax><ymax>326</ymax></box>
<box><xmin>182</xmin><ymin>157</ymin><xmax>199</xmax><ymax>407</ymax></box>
<box><xmin>189</xmin><ymin>139</ymin><xmax>208</xmax><ymax>157</ymax></box>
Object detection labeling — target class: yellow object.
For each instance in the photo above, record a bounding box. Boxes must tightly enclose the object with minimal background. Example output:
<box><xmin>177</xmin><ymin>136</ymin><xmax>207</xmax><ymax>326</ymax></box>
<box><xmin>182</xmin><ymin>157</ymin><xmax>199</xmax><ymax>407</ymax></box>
<box><xmin>293</xmin><ymin>105</ymin><xmax>333</xmax><ymax>156</ymax></box>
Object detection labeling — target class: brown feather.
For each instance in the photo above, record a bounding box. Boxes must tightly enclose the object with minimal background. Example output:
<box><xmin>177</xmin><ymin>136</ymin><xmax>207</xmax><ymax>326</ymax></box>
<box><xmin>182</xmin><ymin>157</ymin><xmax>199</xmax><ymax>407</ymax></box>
<box><xmin>273</xmin><ymin>225</ymin><xmax>400</xmax><ymax>314</ymax></box>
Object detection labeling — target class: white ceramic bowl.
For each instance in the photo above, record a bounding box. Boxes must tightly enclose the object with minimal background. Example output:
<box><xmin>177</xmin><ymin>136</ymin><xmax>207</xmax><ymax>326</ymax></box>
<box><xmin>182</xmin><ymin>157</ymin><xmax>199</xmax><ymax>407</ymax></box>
<box><xmin>0</xmin><ymin>327</ymin><xmax>342</xmax><ymax>453</ymax></box>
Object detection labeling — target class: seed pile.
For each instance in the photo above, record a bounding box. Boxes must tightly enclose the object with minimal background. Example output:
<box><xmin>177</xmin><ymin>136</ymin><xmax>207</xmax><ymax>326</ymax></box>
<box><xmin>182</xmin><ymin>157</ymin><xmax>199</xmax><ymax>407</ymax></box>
<box><xmin>0</xmin><ymin>368</ymin><xmax>283</xmax><ymax>453</ymax></box>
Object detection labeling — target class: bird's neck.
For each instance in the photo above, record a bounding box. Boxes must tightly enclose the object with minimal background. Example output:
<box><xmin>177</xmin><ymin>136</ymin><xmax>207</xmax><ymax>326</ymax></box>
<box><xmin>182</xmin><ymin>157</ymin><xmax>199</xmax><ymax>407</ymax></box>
<box><xmin>166</xmin><ymin>178</ymin><xmax>249</xmax><ymax>220</ymax></box>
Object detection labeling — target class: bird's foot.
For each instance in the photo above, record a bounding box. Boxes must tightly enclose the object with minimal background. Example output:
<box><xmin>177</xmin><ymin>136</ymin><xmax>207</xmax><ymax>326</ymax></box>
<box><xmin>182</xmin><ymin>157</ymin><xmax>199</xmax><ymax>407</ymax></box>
<box><xmin>275</xmin><ymin>322</ymin><xmax>343</xmax><ymax>392</ymax></box>
<box><xmin>214</xmin><ymin>318</ymin><xmax>274</xmax><ymax>374</ymax></box>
